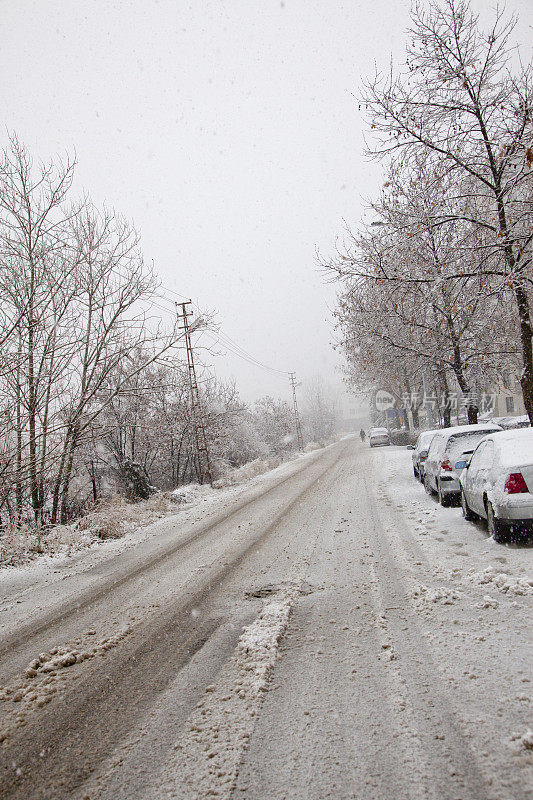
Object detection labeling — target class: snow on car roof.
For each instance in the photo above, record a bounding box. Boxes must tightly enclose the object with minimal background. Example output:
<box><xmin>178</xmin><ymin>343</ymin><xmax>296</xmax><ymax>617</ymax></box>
<box><xmin>440</xmin><ymin>423</ymin><xmax>502</xmax><ymax>437</ymax></box>
<box><xmin>489</xmin><ymin>428</ymin><xmax>533</xmax><ymax>466</ymax></box>
<box><xmin>370</xmin><ymin>427</ymin><xmax>388</xmax><ymax>434</ymax></box>
<box><xmin>418</xmin><ymin>429</ymin><xmax>439</xmax><ymax>442</ymax></box>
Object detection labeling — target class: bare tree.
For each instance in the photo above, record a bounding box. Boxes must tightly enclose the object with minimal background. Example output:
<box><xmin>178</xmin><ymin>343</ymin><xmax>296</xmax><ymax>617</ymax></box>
<box><xmin>362</xmin><ymin>0</ymin><xmax>533</xmax><ymax>421</ymax></box>
<box><xmin>325</xmin><ymin>155</ymin><xmax>518</xmax><ymax>423</ymax></box>
<box><xmin>49</xmin><ymin>204</ymin><xmax>188</xmax><ymax>523</ymax></box>
<box><xmin>301</xmin><ymin>376</ymin><xmax>338</xmax><ymax>442</ymax></box>
<box><xmin>0</xmin><ymin>136</ymin><xmax>78</xmax><ymax>523</ymax></box>
<box><xmin>0</xmin><ymin>139</ymin><xmax>195</xmax><ymax>526</ymax></box>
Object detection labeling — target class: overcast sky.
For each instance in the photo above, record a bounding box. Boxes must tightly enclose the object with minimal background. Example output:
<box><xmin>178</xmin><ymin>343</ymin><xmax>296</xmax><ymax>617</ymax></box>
<box><xmin>1</xmin><ymin>0</ymin><xmax>531</xmax><ymax>403</ymax></box>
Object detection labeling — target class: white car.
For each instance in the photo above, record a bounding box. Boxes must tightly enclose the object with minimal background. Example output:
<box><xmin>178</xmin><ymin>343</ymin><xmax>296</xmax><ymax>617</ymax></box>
<box><xmin>424</xmin><ymin>423</ymin><xmax>503</xmax><ymax>506</ymax></box>
<box><xmin>459</xmin><ymin>428</ymin><xmax>533</xmax><ymax>542</ymax></box>
<box><xmin>369</xmin><ymin>427</ymin><xmax>390</xmax><ymax>447</ymax></box>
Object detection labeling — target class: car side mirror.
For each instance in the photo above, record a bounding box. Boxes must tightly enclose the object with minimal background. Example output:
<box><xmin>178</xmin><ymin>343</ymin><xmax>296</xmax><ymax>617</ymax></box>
<box><xmin>419</xmin><ymin>449</ymin><xmax>428</xmax><ymax>458</ymax></box>
<box><xmin>406</xmin><ymin>445</ymin><xmax>415</xmax><ymax>450</ymax></box>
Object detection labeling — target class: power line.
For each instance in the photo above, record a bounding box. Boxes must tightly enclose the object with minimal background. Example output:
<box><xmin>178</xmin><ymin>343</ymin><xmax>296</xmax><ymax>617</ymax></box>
<box><xmin>107</xmin><ymin>262</ymin><xmax>291</xmax><ymax>379</ymax></box>
<box><xmin>150</xmin><ymin>289</ymin><xmax>290</xmax><ymax>378</ymax></box>
<box><xmin>149</xmin><ymin>277</ymin><xmax>290</xmax><ymax>375</ymax></box>
<box><xmin>203</xmin><ymin>331</ymin><xmax>289</xmax><ymax>377</ymax></box>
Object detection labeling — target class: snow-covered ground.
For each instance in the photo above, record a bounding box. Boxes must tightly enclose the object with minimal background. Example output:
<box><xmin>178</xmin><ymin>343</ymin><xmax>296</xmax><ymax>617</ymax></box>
<box><xmin>378</xmin><ymin>445</ymin><xmax>532</xmax><ymax>598</ymax></box>
<box><xmin>1</xmin><ymin>438</ymin><xmax>531</xmax><ymax>800</ymax></box>
<box><xmin>153</xmin><ymin>584</ymin><xmax>300</xmax><ymax>799</ymax></box>
<box><xmin>0</xmin><ymin>449</ymin><xmax>332</xmax><ymax>571</ymax></box>
<box><xmin>233</xmin><ymin>444</ymin><xmax>533</xmax><ymax>800</ymax></box>
<box><xmin>0</xmin><ymin>445</ymin><xmax>329</xmax><ymax>606</ymax></box>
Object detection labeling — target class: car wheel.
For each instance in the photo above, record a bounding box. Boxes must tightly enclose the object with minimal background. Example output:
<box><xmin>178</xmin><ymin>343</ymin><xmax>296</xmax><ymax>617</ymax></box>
<box><xmin>460</xmin><ymin>489</ymin><xmax>475</xmax><ymax>521</ymax></box>
<box><xmin>437</xmin><ymin>481</ymin><xmax>451</xmax><ymax>507</ymax></box>
<box><xmin>424</xmin><ymin>474</ymin><xmax>434</xmax><ymax>496</ymax></box>
<box><xmin>486</xmin><ymin>502</ymin><xmax>507</xmax><ymax>543</ymax></box>
<box><xmin>413</xmin><ymin>466</ymin><xmax>418</xmax><ymax>479</ymax></box>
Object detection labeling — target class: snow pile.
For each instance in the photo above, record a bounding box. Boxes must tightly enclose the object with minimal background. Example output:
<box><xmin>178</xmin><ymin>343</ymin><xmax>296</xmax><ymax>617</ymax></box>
<box><xmin>154</xmin><ymin>584</ymin><xmax>299</xmax><ymax>799</ymax></box>
<box><xmin>0</xmin><ymin>489</ymin><xmax>206</xmax><ymax>568</ymax></box>
<box><xmin>170</xmin><ymin>484</ymin><xmax>213</xmax><ymax>505</ymax></box>
<box><xmin>78</xmin><ymin>494</ymin><xmax>177</xmax><ymax>539</ymax></box>
<box><xmin>0</xmin><ymin>626</ymin><xmax>132</xmax><ymax>742</ymax></box>
<box><xmin>478</xmin><ymin>595</ymin><xmax>499</xmax><ymax>609</ymax></box>
<box><xmin>214</xmin><ymin>440</ymin><xmax>333</xmax><ymax>488</ymax></box>
<box><xmin>0</xmin><ymin>494</ymin><xmax>183</xmax><ymax>568</ymax></box>
<box><xmin>468</xmin><ymin>566</ymin><xmax>533</xmax><ymax>596</ymax></box>
<box><xmin>410</xmin><ymin>584</ymin><xmax>462</xmax><ymax>605</ymax></box>
<box><xmin>304</xmin><ymin>441</ymin><xmax>324</xmax><ymax>453</ymax></box>
<box><xmin>237</xmin><ymin>590</ymin><xmax>295</xmax><ymax>664</ymax></box>
<box><xmin>213</xmin><ymin>457</ymin><xmax>283</xmax><ymax>488</ymax></box>
<box><xmin>380</xmin><ymin>642</ymin><xmax>398</xmax><ymax>661</ymax></box>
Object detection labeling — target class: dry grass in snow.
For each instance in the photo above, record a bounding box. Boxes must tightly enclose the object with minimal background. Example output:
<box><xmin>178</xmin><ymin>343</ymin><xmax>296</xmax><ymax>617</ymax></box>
<box><xmin>0</xmin><ymin>492</ymin><xmax>192</xmax><ymax>569</ymax></box>
<box><xmin>0</xmin><ymin>446</ymin><xmax>329</xmax><ymax>570</ymax></box>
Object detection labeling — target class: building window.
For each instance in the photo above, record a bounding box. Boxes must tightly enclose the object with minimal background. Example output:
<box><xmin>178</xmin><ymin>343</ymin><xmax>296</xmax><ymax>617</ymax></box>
<box><xmin>506</xmin><ymin>396</ymin><xmax>515</xmax><ymax>413</ymax></box>
<box><xmin>502</xmin><ymin>370</ymin><xmax>512</xmax><ymax>389</ymax></box>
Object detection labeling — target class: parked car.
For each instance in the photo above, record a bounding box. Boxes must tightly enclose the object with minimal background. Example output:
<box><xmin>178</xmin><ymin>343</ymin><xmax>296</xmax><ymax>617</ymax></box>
<box><xmin>410</xmin><ymin>429</ymin><xmax>439</xmax><ymax>481</ymax></box>
<box><xmin>459</xmin><ymin>428</ymin><xmax>533</xmax><ymax>542</ymax></box>
<box><xmin>424</xmin><ymin>423</ymin><xmax>503</xmax><ymax>506</ymax></box>
<box><xmin>369</xmin><ymin>427</ymin><xmax>391</xmax><ymax>447</ymax></box>
<box><xmin>491</xmin><ymin>415</ymin><xmax>531</xmax><ymax>430</ymax></box>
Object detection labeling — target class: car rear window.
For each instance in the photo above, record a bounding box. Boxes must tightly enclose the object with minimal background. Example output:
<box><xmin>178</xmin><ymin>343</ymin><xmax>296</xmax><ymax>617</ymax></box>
<box><xmin>497</xmin><ymin>437</ymin><xmax>533</xmax><ymax>467</ymax></box>
<box><xmin>446</xmin><ymin>432</ymin><xmax>497</xmax><ymax>459</ymax></box>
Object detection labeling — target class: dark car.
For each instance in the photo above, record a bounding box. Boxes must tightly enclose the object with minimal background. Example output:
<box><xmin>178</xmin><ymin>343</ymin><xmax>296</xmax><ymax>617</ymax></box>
<box><xmin>410</xmin><ymin>429</ymin><xmax>439</xmax><ymax>481</ymax></box>
<box><xmin>424</xmin><ymin>423</ymin><xmax>502</xmax><ymax>506</ymax></box>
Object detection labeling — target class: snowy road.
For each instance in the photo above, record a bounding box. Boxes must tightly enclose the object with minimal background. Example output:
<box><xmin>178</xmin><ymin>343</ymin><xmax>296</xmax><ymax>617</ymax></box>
<box><xmin>0</xmin><ymin>438</ymin><xmax>531</xmax><ymax>799</ymax></box>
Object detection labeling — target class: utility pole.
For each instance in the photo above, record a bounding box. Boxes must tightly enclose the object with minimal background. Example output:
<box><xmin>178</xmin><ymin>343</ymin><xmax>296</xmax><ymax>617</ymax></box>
<box><xmin>289</xmin><ymin>372</ymin><xmax>304</xmax><ymax>452</ymax></box>
<box><xmin>177</xmin><ymin>301</ymin><xmax>212</xmax><ymax>485</ymax></box>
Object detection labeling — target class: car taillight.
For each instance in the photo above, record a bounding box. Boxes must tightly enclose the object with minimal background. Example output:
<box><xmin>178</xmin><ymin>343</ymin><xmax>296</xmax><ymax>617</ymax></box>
<box><xmin>504</xmin><ymin>473</ymin><xmax>529</xmax><ymax>494</ymax></box>
<box><xmin>440</xmin><ymin>457</ymin><xmax>452</xmax><ymax>472</ymax></box>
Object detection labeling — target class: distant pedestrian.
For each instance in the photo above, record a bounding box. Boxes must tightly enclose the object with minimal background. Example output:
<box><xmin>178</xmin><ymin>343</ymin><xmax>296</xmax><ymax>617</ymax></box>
<box><xmin>359</xmin><ymin>429</ymin><xmax>366</xmax><ymax>442</ymax></box>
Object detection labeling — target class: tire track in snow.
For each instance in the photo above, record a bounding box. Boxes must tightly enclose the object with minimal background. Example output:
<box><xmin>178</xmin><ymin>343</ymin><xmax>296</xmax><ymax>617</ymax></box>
<box><xmin>1</xmin><ymin>445</ymin><xmax>350</xmax><ymax>800</ymax></box>
<box><xmin>362</xmin><ymin>468</ymin><xmax>508</xmax><ymax>800</ymax></box>
<box><xmin>0</xmin><ymin>444</ymin><xmax>340</xmax><ymax>667</ymax></box>
<box><xmin>150</xmin><ymin>585</ymin><xmax>300</xmax><ymax>800</ymax></box>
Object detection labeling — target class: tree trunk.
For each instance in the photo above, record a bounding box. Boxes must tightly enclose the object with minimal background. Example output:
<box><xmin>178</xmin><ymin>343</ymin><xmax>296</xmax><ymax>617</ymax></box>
<box><xmin>437</xmin><ymin>369</ymin><xmax>452</xmax><ymax>428</ymax></box>
<box><xmin>515</xmin><ymin>283</ymin><xmax>533</xmax><ymax>425</ymax></box>
<box><xmin>51</xmin><ymin>431</ymin><xmax>72</xmax><ymax>524</ymax></box>
<box><xmin>15</xmin><ymin>389</ymin><xmax>23</xmax><ymax>525</ymax></box>
<box><xmin>493</xmin><ymin>184</ymin><xmax>532</xmax><ymax>424</ymax></box>
<box><xmin>90</xmin><ymin>460</ymin><xmax>98</xmax><ymax>504</ymax></box>
<box><xmin>26</xmin><ymin>270</ymin><xmax>41</xmax><ymax>523</ymax></box>
<box><xmin>60</xmin><ymin>430</ymin><xmax>79</xmax><ymax>524</ymax></box>
<box><xmin>403</xmin><ymin>374</ymin><xmax>413</xmax><ymax>431</ymax></box>
<box><xmin>450</xmin><ymin>353</ymin><xmax>478</xmax><ymax>423</ymax></box>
